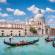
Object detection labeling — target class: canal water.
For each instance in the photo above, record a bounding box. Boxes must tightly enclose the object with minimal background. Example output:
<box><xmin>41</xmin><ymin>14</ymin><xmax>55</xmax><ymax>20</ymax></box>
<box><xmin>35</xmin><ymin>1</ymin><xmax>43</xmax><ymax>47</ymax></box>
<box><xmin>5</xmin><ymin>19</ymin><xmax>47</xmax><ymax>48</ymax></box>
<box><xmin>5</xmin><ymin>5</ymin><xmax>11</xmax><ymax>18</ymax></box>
<box><xmin>0</xmin><ymin>36</ymin><xmax>55</xmax><ymax>55</ymax></box>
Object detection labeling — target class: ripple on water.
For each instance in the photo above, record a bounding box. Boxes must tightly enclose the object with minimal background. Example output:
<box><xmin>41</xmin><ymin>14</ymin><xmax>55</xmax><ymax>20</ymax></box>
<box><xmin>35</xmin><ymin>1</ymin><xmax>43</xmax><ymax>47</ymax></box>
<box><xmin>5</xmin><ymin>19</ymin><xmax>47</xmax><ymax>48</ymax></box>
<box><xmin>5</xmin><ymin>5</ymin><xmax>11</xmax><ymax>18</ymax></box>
<box><xmin>0</xmin><ymin>37</ymin><xmax>55</xmax><ymax>55</ymax></box>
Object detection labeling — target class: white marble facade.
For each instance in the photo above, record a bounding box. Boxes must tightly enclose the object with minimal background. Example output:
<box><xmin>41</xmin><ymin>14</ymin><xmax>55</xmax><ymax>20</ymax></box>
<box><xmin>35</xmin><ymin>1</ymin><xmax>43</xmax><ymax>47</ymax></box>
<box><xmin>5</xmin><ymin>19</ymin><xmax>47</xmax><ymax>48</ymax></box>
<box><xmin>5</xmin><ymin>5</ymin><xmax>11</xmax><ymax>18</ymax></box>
<box><xmin>0</xmin><ymin>10</ymin><xmax>49</xmax><ymax>36</ymax></box>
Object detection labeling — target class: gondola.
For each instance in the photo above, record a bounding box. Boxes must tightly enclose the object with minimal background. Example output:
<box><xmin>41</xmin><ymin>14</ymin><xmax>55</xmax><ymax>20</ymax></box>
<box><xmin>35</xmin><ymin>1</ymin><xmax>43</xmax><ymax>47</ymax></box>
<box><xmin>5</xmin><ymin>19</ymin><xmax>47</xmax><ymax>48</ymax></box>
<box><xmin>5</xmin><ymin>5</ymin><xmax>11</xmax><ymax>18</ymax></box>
<box><xmin>52</xmin><ymin>40</ymin><xmax>55</xmax><ymax>47</ymax></box>
<box><xmin>45</xmin><ymin>36</ymin><xmax>55</xmax><ymax>42</ymax></box>
<box><xmin>4</xmin><ymin>39</ymin><xmax>39</xmax><ymax>46</ymax></box>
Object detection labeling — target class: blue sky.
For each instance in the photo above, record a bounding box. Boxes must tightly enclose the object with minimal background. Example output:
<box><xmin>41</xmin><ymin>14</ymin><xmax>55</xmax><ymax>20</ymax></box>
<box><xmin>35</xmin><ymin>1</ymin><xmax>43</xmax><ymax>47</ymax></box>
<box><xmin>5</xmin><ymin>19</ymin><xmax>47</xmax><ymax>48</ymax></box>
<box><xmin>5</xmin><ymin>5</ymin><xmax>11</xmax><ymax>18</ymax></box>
<box><xmin>0</xmin><ymin>0</ymin><xmax>55</xmax><ymax>27</ymax></box>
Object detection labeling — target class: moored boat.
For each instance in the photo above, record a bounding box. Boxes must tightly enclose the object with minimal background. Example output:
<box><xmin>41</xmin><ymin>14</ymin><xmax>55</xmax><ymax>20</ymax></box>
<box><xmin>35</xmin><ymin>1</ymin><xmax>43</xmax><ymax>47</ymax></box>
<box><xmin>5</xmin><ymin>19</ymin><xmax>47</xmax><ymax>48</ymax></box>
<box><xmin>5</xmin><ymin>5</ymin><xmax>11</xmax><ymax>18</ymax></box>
<box><xmin>4</xmin><ymin>39</ymin><xmax>39</xmax><ymax>46</ymax></box>
<box><xmin>45</xmin><ymin>36</ymin><xmax>55</xmax><ymax>42</ymax></box>
<box><xmin>52</xmin><ymin>40</ymin><xmax>55</xmax><ymax>47</ymax></box>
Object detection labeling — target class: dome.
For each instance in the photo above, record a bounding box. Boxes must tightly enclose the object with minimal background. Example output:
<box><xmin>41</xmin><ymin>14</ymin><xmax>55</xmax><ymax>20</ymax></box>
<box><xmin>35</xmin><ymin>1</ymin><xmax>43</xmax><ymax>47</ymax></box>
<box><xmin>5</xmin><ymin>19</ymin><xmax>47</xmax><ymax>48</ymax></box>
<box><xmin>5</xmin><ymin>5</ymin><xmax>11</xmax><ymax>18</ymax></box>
<box><xmin>35</xmin><ymin>14</ymin><xmax>44</xmax><ymax>18</ymax></box>
<box><xmin>34</xmin><ymin>14</ymin><xmax>44</xmax><ymax>20</ymax></box>
<box><xmin>34</xmin><ymin>10</ymin><xmax>45</xmax><ymax>22</ymax></box>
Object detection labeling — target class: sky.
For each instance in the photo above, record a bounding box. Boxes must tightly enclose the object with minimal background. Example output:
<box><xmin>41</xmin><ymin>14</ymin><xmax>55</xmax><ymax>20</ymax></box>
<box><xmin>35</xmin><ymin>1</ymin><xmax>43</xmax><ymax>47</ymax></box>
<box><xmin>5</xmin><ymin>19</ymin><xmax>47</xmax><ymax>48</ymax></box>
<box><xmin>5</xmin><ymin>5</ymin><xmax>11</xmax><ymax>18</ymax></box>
<box><xmin>0</xmin><ymin>0</ymin><xmax>55</xmax><ymax>27</ymax></box>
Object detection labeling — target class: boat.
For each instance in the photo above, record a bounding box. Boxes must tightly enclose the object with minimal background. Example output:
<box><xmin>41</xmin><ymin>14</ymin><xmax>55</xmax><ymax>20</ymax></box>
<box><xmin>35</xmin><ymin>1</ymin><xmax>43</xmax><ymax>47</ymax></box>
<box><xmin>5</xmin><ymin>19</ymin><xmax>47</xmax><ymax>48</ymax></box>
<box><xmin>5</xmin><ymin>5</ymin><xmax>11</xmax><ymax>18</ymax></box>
<box><xmin>52</xmin><ymin>40</ymin><xmax>55</xmax><ymax>47</ymax></box>
<box><xmin>45</xmin><ymin>36</ymin><xmax>55</xmax><ymax>42</ymax></box>
<box><xmin>4</xmin><ymin>39</ymin><xmax>39</xmax><ymax>46</ymax></box>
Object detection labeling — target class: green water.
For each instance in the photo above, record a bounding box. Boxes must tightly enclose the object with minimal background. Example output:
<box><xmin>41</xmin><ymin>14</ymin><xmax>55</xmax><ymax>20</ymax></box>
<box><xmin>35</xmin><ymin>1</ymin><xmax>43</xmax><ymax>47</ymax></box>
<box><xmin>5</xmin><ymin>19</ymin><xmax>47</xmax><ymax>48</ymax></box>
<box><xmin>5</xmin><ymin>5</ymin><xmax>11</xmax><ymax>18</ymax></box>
<box><xmin>0</xmin><ymin>37</ymin><xmax>55</xmax><ymax>55</ymax></box>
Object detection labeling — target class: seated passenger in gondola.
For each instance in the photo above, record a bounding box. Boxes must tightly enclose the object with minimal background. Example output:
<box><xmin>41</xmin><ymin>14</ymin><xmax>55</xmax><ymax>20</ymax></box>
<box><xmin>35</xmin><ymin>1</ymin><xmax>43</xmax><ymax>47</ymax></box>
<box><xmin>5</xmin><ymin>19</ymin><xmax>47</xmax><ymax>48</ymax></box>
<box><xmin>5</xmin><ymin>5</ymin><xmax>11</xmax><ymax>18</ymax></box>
<box><xmin>20</xmin><ymin>40</ymin><xmax>27</xmax><ymax>44</ymax></box>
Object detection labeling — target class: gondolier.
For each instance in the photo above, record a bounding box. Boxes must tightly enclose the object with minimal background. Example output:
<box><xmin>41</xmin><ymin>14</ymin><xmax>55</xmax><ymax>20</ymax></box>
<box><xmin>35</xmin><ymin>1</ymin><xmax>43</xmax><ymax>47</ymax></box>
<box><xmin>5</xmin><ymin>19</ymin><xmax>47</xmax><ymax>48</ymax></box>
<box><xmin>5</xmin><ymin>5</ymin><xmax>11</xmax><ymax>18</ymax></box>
<box><xmin>9</xmin><ymin>38</ymin><xmax>11</xmax><ymax>43</ymax></box>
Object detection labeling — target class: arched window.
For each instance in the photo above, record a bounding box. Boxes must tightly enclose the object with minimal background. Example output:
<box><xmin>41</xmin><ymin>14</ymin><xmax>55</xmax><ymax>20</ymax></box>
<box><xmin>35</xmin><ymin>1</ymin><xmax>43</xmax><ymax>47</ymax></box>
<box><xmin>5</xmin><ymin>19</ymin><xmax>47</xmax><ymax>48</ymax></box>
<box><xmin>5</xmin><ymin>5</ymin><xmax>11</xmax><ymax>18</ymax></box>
<box><xmin>1</xmin><ymin>33</ymin><xmax>4</xmax><ymax>36</ymax></box>
<box><xmin>38</xmin><ymin>21</ymin><xmax>41</xmax><ymax>25</ymax></box>
<box><xmin>25</xmin><ymin>29</ymin><xmax>27</xmax><ymax>35</ymax></box>
<box><xmin>11</xmin><ymin>33</ymin><xmax>12</xmax><ymax>36</ymax></box>
<box><xmin>38</xmin><ymin>28</ymin><xmax>41</xmax><ymax>30</ymax></box>
<box><xmin>46</xmin><ymin>29</ymin><xmax>48</xmax><ymax>34</ymax></box>
<box><xmin>40</xmin><ymin>22</ymin><xmax>41</xmax><ymax>25</ymax></box>
<box><xmin>1</xmin><ymin>30</ymin><xmax>4</xmax><ymax>36</ymax></box>
<box><xmin>1</xmin><ymin>30</ymin><xmax>4</xmax><ymax>32</ymax></box>
<box><xmin>10</xmin><ymin>30</ymin><xmax>12</xmax><ymax>32</ymax></box>
<box><xmin>19</xmin><ymin>31</ymin><xmax>21</xmax><ymax>36</ymax></box>
<box><xmin>19</xmin><ymin>31</ymin><xmax>20</xmax><ymax>33</ymax></box>
<box><xmin>38</xmin><ymin>22</ymin><xmax>39</xmax><ymax>25</ymax></box>
<box><xmin>19</xmin><ymin>33</ymin><xmax>21</xmax><ymax>36</ymax></box>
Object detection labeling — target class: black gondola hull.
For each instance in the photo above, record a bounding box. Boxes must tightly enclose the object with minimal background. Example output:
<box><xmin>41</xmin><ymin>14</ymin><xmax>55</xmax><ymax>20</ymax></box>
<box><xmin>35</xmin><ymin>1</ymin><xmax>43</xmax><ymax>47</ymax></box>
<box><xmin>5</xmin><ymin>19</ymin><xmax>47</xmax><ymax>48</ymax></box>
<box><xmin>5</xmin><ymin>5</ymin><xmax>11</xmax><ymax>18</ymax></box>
<box><xmin>4</xmin><ymin>39</ymin><xmax>39</xmax><ymax>46</ymax></box>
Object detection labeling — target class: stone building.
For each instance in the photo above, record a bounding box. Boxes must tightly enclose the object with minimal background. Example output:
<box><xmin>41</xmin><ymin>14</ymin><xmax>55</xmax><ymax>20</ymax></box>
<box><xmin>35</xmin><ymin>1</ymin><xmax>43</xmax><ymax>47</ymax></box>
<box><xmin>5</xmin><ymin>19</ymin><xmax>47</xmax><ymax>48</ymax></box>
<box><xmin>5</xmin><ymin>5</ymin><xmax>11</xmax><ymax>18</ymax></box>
<box><xmin>49</xmin><ymin>28</ymin><xmax>55</xmax><ymax>36</ymax></box>
<box><xmin>0</xmin><ymin>10</ymin><xmax>50</xmax><ymax>36</ymax></box>
<box><xmin>0</xmin><ymin>22</ymin><xmax>25</xmax><ymax>36</ymax></box>
<box><xmin>28</xmin><ymin>10</ymin><xmax>49</xmax><ymax>35</ymax></box>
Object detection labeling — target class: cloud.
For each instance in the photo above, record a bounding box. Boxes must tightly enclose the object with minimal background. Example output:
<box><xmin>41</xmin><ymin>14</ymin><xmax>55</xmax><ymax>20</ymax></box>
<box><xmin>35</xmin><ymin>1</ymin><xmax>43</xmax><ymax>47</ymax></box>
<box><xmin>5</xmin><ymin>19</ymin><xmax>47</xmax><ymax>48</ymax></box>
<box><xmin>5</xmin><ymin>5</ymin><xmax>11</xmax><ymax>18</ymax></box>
<box><xmin>0</xmin><ymin>13</ymin><xmax>8</xmax><ymax>17</ymax></box>
<box><xmin>27</xmin><ymin>5</ymin><xmax>55</xmax><ymax>26</ymax></box>
<box><xmin>6</xmin><ymin>8</ymin><xmax>26</xmax><ymax>16</ymax></box>
<box><xmin>29</xmin><ymin>18</ymin><xmax>34</xmax><ymax>22</ymax></box>
<box><xmin>27</xmin><ymin>5</ymin><xmax>40</xmax><ymax>14</ymax></box>
<box><xmin>27</xmin><ymin>5</ymin><xmax>45</xmax><ymax>22</ymax></box>
<box><xmin>2</xmin><ymin>13</ymin><xmax>8</xmax><ymax>17</ymax></box>
<box><xmin>0</xmin><ymin>19</ymin><xmax>6</xmax><ymax>22</ymax></box>
<box><xmin>47</xmin><ymin>15</ymin><xmax>55</xmax><ymax>19</ymax></box>
<box><xmin>27</xmin><ymin>5</ymin><xmax>46</xmax><ymax>15</ymax></box>
<box><xmin>41</xmin><ymin>9</ymin><xmax>46</xmax><ymax>14</ymax></box>
<box><xmin>6</xmin><ymin>8</ymin><xmax>14</xmax><ymax>12</ymax></box>
<box><xmin>48</xmin><ymin>19</ymin><xmax>55</xmax><ymax>24</ymax></box>
<box><xmin>27</xmin><ymin>5</ymin><xmax>55</xmax><ymax>15</ymax></box>
<box><xmin>49</xmin><ymin>0</ymin><xmax>55</xmax><ymax>2</ymax></box>
<box><xmin>13</xmin><ymin>19</ymin><xmax>25</xmax><ymax>23</ymax></box>
<box><xmin>14</xmin><ymin>9</ymin><xmax>25</xmax><ymax>16</ymax></box>
<box><xmin>14</xmin><ymin>19</ymin><xmax>20</xmax><ymax>23</ymax></box>
<box><xmin>0</xmin><ymin>0</ymin><xmax>6</xmax><ymax>3</ymax></box>
<box><xmin>47</xmin><ymin>15</ymin><xmax>55</xmax><ymax>24</ymax></box>
<box><xmin>46</xmin><ymin>8</ymin><xmax>55</xmax><ymax>12</ymax></box>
